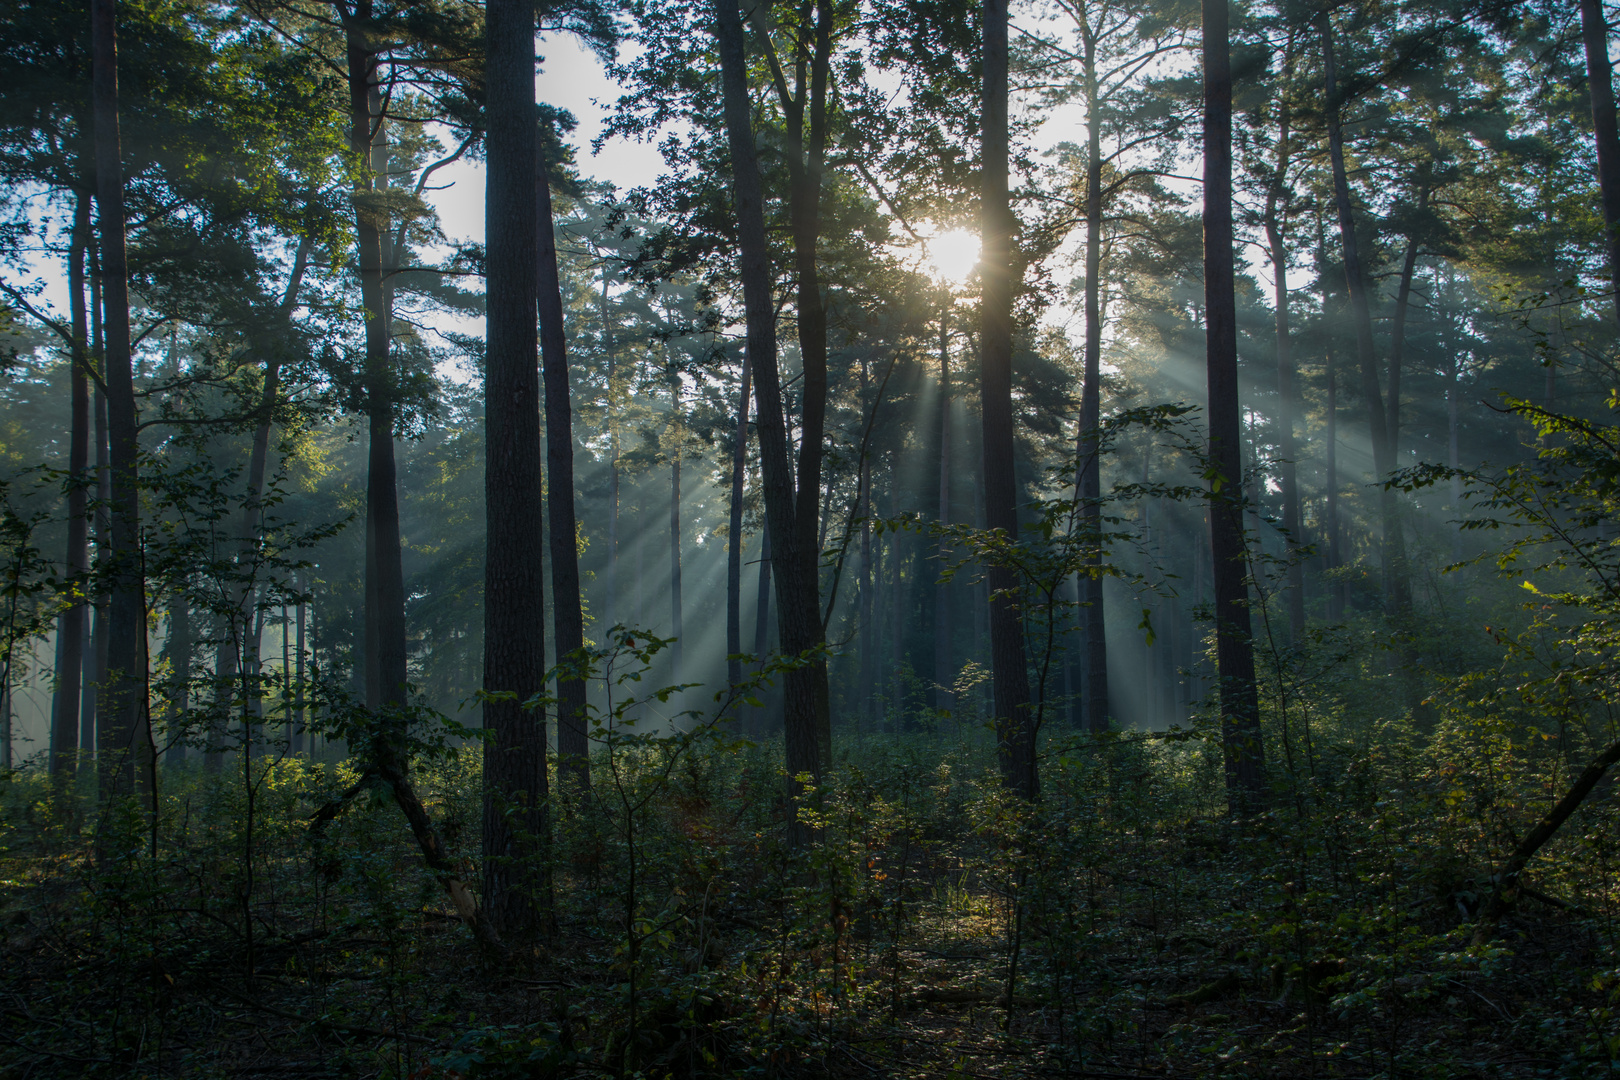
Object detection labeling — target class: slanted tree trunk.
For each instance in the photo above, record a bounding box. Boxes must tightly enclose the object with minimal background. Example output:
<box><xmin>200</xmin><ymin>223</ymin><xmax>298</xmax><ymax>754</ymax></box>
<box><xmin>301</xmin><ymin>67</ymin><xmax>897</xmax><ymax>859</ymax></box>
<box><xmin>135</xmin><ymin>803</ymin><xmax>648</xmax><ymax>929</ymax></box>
<box><xmin>1474</xmin><ymin>737</ymin><xmax>1620</xmax><ymax>942</ymax></box>
<box><xmin>1204</xmin><ymin>0</ymin><xmax>1264</xmax><ymax>812</ymax></box>
<box><xmin>1076</xmin><ymin>16</ymin><xmax>1109</xmax><ymax>735</ymax></box>
<box><xmin>981</xmin><ymin>0</ymin><xmax>1036</xmax><ymax>798</ymax></box>
<box><xmin>1261</xmin><ymin>52</ymin><xmax>1305</xmax><ymax>642</ymax></box>
<box><xmin>51</xmin><ymin>192</ymin><xmax>91</xmax><ymax>780</ymax></box>
<box><xmin>536</xmin><ymin>120</ymin><xmax>589</xmax><ymax>797</ymax></box>
<box><xmin>92</xmin><ymin>0</ymin><xmax>153</xmax><ymax>801</ymax></box>
<box><xmin>727</xmin><ymin>353</ymin><xmax>752</xmax><ymax>694</ymax></box>
<box><xmin>716</xmin><ymin>0</ymin><xmax>830</xmax><ymax>806</ymax></box>
<box><xmin>1581</xmin><ymin>0</ymin><xmax>1620</xmax><ymax>327</ymax></box>
<box><xmin>752</xmin><ymin>521</ymin><xmax>772</xmax><ymax>733</ymax></box>
<box><xmin>481</xmin><ymin>0</ymin><xmax>549</xmax><ymax>938</ymax></box>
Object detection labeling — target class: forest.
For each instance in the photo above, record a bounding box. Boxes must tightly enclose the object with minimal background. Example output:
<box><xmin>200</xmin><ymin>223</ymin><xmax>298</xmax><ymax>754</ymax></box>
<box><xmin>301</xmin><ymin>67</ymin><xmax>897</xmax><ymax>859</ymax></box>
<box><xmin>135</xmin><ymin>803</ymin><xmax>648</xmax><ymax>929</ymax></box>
<box><xmin>1</xmin><ymin>0</ymin><xmax>1619</xmax><ymax>1074</ymax></box>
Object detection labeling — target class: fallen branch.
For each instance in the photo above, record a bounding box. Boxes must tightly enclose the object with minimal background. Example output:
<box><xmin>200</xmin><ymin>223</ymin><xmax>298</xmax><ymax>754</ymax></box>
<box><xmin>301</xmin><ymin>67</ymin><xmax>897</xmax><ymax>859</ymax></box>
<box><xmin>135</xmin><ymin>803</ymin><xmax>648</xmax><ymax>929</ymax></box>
<box><xmin>1474</xmin><ymin>738</ymin><xmax>1620</xmax><ymax>943</ymax></box>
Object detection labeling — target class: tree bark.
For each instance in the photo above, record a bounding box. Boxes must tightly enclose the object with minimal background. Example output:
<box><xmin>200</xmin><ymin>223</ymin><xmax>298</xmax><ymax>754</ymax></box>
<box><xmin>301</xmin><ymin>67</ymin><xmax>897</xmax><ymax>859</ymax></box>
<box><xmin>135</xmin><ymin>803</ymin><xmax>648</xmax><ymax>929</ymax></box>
<box><xmin>85</xmin><ymin>389</ymin><xmax>107</xmax><ymax>760</ymax></box>
<box><xmin>1076</xmin><ymin>17</ymin><xmax>1109</xmax><ymax>735</ymax></box>
<box><xmin>1321</xmin><ymin>9</ymin><xmax>1405</xmax><ymax>615</ymax></box>
<box><xmin>1261</xmin><ymin>59</ymin><xmax>1305</xmax><ymax>642</ymax></box>
<box><xmin>669</xmin><ymin>438</ymin><xmax>683</xmax><ymax>681</ymax></box>
<box><xmin>715</xmin><ymin>0</ymin><xmax>829</xmax><ymax>804</ymax></box>
<box><xmin>1582</xmin><ymin>0</ymin><xmax>1620</xmax><ymax>327</ymax></box>
<box><xmin>51</xmin><ymin>192</ymin><xmax>91</xmax><ymax>780</ymax></box>
<box><xmin>982</xmin><ymin>0</ymin><xmax>1036</xmax><ymax>798</ymax></box>
<box><xmin>92</xmin><ymin>0</ymin><xmax>153</xmax><ymax>801</ymax></box>
<box><xmin>482</xmin><ymin>0</ymin><xmax>550</xmax><ymax>936</ymax></box>
<box><xmin>293</xmin><ymin>591</ymin><xmax>305</xmax><ymax>755</ymax></box>
<box><xmin>603</xmin><ymin>266</ymin><xmax>619</xmax><ymax>625</ymax></box>
<box><xmin>536</xmin><ymin>123</ymin><xmax>589</xmax><ymax>796</ymax></box>
<box><xmin>727</xmin><ymin>352</ymin><xmax>752</xmax><ymax>693</ymax></box>
<box><xmin>1203</xmin><ymin>0</ymin><xmax>1264</xmax><ymax>812</ymax></box>
<box><xmin>934</xmin><ymin>303</ymin><xmax>953</xmax><ymax>715</ymax></box>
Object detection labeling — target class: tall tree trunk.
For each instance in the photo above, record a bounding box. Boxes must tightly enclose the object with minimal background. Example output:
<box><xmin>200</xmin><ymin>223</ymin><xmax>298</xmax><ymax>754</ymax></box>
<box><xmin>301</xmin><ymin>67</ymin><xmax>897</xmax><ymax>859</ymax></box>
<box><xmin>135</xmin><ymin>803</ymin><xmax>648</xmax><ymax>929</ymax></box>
<box><xmin>1382</xmin><ymin>180</ymin><xmax>1427</xmax><ymax>617</ymax></box>
<box><xmin>1204</xmin><ymin>0</ymin><xmax>1264</xmax><ymax>812</ymax></box>
<box><xmin>293</xmin><ymin>591</ymin><xmax>305</xmax><ymax>755</ymax></box>
<box><xmin>92</xmin><ymin>0</ymin><xmax>152</xmax><ymax>801</ymax></box>
<box><xmin>727</xmin><ymin>352</ymin><xmax>752</xmax><ymax>693</ymax></box>
<box><xmin>51</xmin><ymin>192</ymin><xmax>91</xmax><ymax>779</ymax></box>
<box><xmin>982</xmin><ymin>0</ymin><xmax>1036</xmax><ymax>797</ymax></box>
<box><xmin>1321</xmin><ymin>9</ymin><xmax>1404</xmax><ymax>615</ymax></box>
<box><xmin>934</xmin><ymin>303</ymin><xmax>953</xmax><ymax>715</ymax></box>
<box><xmin>1262</xmin><ymin>57</ymin><xmax>1306</xmax><ymax>641</ymax></box>
<box><xmin>536</xmin><ymin>124</ymin><xmax>589</xmax><ymax>796</ymax></box>
<box><xmin>858</xmin><ymin>366</ymin><xmax>874</xmax><ymax>730</ymax></box>
<box><xmin>716</xmin><ymin>0</ymin><xmax>829</xmax><ymax>804</ymax></box>
<box><xmin>753</xmin><ymin>520</ymin><xmax>772</xmax><ymax>720</ymax></box>
<box><xmin>85</xmin><ymin>273</ymin><xmax>110</xmax><ymax>762</ymax></box>
<box><xmin>603</xmin><ymin>267</ymin><xmax>619</xmax><ymax>625</ymax></box>
<box><xmin>1582</xmin><ymin>0</ymin><xmax>1620</xmax><ymax>327</ymax></box>
<box><xmin>669</xmin><ymin>441</ymin><xmax>683</xmax><ymax>681</ymax></box>
<box><xmin>1077</xmin><ymin>17</ymin><xmax>1109</xmax><ymax>734</ymax></box>
<box><xmin>1325</xmin><ymin>340</ymin><xmax>1344</xmax><ymax>621</ymax></box>
<box><xmin>481</xmin><ymin>0</ymin><xmax>549</xmax><ymax>937</ymax></box>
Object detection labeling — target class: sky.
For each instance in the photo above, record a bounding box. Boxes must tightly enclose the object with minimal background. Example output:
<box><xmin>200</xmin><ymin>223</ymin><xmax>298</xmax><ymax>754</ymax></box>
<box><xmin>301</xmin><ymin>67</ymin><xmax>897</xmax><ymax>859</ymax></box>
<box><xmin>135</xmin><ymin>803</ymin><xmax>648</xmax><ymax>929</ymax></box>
<box><xmin>425</xmin><ymin>34</ymin><xmax>669</xmax><ymax>247</ymax></box>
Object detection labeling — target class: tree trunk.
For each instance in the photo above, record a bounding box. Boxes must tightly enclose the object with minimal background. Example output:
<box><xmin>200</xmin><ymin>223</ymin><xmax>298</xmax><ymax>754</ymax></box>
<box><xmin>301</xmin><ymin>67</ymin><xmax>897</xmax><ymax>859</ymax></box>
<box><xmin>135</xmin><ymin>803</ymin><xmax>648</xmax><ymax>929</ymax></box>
<box><xmin>1326</xmin><ymin>338</ymin><xmax>1344</xmax><ymax>622</ymax></box>
<box><xmin>481</xmin><ymin>0</ymin><xmax>550</xmax><ymax>937</ymax></box>
<box><xmin>1261</xmin><ymin>59</ymin><xmax>1305</xmax><ymax>642</ymax></box>
<box><xmin>727</xmin><ymin>352</ymin><xmax>752</xmax><ymax>692</ymax></box>
<box><xmin>1474</xmin><ymin>737</ymin><xmax>1620</xmax><ymax>942</ymax></box>
<box><xmin>1321</xmin><ymin>9</ymin><xmax>1404</xmax><ymax>615</ymax></box>
<box><xmin>1582</xmin><ymin>0</ymin><xmax>1620</xmax><ymax>327</ymax></box>
<box><xmin>213</xmin><ymin>239</ymin><xmax>310</xmax><ymax>758</ymax></box>
<box><xmin>858</xmin><ymin>359</ymin><xmax>874</xmax><ymax>730</ymax></box>
<box><xmin>92</xmin><ymin>0</ymin><xmax>153</xmax><ymax>801</ymax></box>
<box><xmin>536</xmin><ymin>123</ymin><xmax>589</xmax><ymax>796</ymax></box>
<box><xmin>934</xmin><ymin>303</ymin><xmax>953</xmax><ymax>715</ymax></box>
<box><xmin>716</xmin><ymin>0</ymin><xmax>829</xmax><ymax>804</ymax></box>
<box><xmin>669</xmin><ymin>440</ymin><xmax>683</xmax><ymax>682</ymax></box>
<box><xmin>85</xmin><ymin>285</ymin><xmax>110</xmax><ymax>763</ymax></box>
<box><xmin>603</xmin><ymin>267</ymin><xmax>619</xmax><ymax>625</ymax></box>
<box><xmin>982</xmin><ymin>0</ymin><xmax>1036</xmax><ymax>798</ymax></box>
<box><xmin>293</xmin><ymin>592</ymin><xmax>305</xmax><ymax>755</ymax></box>
<box><xmin>1077</xmin><ymin>18</ymin><xmax>1109</xmax><ymax>734</ymax></box>
<box><xmin>753</xmin><ymin>520</ymin><xmax>772</xmax><ymax>701</ymax></box>
<box><xmin>1204</xmin><ymin>0</ymin><xmax>1264</xmax><ymax>813</ymax></box>
<box><xmin>51</xmin><ymin>192</ymin><xmax>91</xmax><ymax>780</ymax></box>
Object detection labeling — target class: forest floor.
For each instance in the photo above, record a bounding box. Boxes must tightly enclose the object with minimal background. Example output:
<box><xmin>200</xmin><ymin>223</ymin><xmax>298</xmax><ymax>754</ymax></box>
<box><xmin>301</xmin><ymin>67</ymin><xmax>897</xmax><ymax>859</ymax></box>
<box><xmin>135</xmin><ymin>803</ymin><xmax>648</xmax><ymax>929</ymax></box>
<box><xmin>0</xmin><ymin>737</ymin><xmax>1614</xmax><ymax>1079</ymax></box>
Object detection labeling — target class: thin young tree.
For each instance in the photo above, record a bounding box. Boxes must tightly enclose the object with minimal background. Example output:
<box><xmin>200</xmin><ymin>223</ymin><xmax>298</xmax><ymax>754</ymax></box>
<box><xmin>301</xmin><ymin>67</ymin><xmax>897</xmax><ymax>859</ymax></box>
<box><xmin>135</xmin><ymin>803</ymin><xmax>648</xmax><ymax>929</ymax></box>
<box><xmin>49</xmin><ymin>193</ymin><xmax>91</xmax><ymax>779</ymax></box>
<box><xmin>536</xmin><ymin>110</ymin><xmax>590</xmax><ymax>797</ymax></box>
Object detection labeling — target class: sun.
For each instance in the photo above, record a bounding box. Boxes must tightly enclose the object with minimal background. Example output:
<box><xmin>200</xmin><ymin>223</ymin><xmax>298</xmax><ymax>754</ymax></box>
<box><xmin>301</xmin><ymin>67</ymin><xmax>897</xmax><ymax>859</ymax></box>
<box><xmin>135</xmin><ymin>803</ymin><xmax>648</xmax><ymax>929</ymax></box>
<box><xmin>924</xmin><ymin>228</ymin><xmax>981</xmax><ymax>286</ymax></box>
